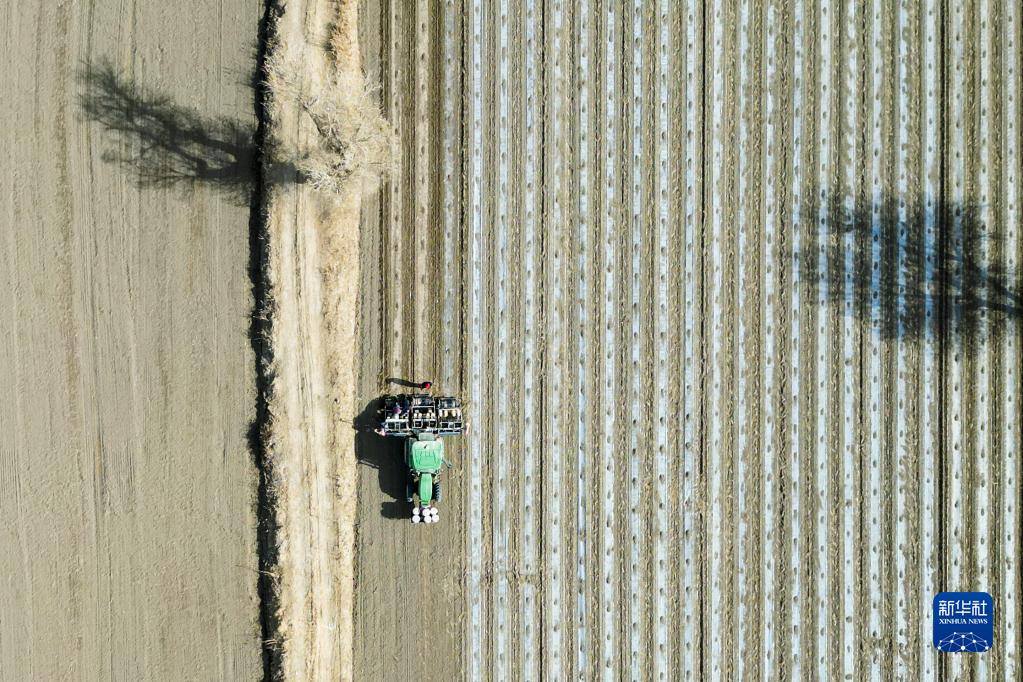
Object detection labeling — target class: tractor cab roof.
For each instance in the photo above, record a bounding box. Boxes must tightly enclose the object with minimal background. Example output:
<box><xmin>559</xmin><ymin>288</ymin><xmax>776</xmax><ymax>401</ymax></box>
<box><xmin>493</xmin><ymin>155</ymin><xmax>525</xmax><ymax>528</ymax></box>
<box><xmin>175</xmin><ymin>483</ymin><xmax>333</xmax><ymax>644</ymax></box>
<box><xmin>407</xmin><ymin>435</ymin><xmax>444</xmax><ymax>473</ymax></box>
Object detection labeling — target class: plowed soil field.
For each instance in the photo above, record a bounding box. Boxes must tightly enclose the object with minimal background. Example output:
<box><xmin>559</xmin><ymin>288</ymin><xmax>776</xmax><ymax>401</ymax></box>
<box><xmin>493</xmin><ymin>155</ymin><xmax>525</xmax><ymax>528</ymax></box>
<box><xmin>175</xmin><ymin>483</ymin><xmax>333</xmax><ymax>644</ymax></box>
<box><xmin>354</xmin><ymin>1</ymin><xmax>1022</xmax><ymax>680</ymax></box>
<box><xmin>0</xmin><ymin>1</ymin><xmax>264</xmax><ymax>679</ymax></box>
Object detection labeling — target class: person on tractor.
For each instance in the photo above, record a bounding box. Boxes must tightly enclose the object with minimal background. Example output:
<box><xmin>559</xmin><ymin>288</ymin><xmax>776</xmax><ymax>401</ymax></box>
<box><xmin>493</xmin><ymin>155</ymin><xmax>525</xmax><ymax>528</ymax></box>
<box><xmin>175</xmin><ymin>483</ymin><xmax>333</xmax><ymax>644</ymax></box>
<box><xmin>373</xmin><ymin>395</ymin><xmax>412</xmax><ymax>436</ymax></box>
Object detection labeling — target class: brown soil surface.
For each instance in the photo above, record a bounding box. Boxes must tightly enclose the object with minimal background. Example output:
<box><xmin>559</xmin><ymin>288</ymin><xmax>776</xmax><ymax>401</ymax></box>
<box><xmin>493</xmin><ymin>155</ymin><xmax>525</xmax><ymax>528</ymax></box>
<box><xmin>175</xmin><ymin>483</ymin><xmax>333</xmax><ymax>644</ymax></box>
<box><xmin>0</xmin><ymin>1</ymin><xmax>263</xmax><ymax>679</ymax></box>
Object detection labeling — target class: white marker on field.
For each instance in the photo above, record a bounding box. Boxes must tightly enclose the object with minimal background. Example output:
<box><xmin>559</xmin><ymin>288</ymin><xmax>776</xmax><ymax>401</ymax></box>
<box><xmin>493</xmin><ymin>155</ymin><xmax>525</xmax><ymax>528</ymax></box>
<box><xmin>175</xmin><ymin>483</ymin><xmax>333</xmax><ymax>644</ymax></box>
<box><xmin>653</xmin><ymin>0</ymin><xmax>670</xmax><ymax>678</ymax></box>
<box><xmin>761</xmin><ymin>5</ymin><xmax>779</xmax><ymax>679</ymax></box>
<box><xmin>867</xmin><ymin>0</ymin><xmax>884</xmax><ymax>677</ymax></box>
<box><xmin>682</xmin><ymin>0</ymin><xmax>701</xmax><ymax>678</ymax></box>
<box><xmin>895</xmin><ymin>0</ymin><xmax>911</xmax><ymax>674</ymax></box>
<box><xmin>521</xmin><ymin>2</ymin><xmax>539</xmax><ymax>677</ymax></box>
<box><xmin>709</xmin><ymin>0</ymin><xmax>726</xmax><ymax>673</ymax></box>
<box><xmin>600</xmin><ymin>3</ymin><xmax>618</xmax><ymax>678</ymax></box>
<box><xmin>575</xmin><ymin>1</ymin><xmax>592</xmax><ymax>674</ymax></box>
<box><xmin>493</xmin><ymin>2</ymin><xmax>511</xmax><ymax>676</ymax></box>
<box><xmin>949</xmin><ymin>3</ymin><xmax>966</xmax><ymax>677</ymax></box>
<box><xmin>386</xmin><ymin>0</ymin><xmax>403</xmax><ymax>373</ymax></box>
<box><xmin>628</xmin><ymin>1</ymin><xmax>644</xmax><ymax>678</ymax></box>
<box><xmin>1001</xmin><ymin>1</ymin><xmax>1021</xmax><ymax>674</ymax></box>
<box><xmin>840</xmin><ymin>1</ymin><xmax>859</xmax><ymax>678</ymax></box>
<box><xmin>441</xmin><ymin>0</ymin><xmax>458</xmax><ymax>383</ymax></box>
<box><xmin>545</xmin><ymin>0</ymin><xmax>566</xmax><ymax>676</ymax></box>
<box><xmin>790</xmin><ymin>0</ymin><xmax>806</xmax><ymax>675</ymax></box>
<box><xmin>919</xmin><ymin>1</ymin><xmax>940</xmax><ymax>678</ymax></box>
<box><xmin>413</xmin><ymin>0</ymin><xmax>430</xmax><ymax>357</ymax></box>
<box><xmin>815</xmin><ymin>0</ymin><xmax>832</xmax><ymax>674</ymax></box>
<box><xmin>735</xmin><ymin>2</ymin><xmax>752</xmax><ymax>677</ymax></box>
<box><xmin>977</xmin><ymin>1</ymin><xmax>993</xmax><ymax>676</ymax></box>
<box><xmin>467</xmin><ymin>1</ymin><xmax>484</xmax><ymax>678</ymax></box>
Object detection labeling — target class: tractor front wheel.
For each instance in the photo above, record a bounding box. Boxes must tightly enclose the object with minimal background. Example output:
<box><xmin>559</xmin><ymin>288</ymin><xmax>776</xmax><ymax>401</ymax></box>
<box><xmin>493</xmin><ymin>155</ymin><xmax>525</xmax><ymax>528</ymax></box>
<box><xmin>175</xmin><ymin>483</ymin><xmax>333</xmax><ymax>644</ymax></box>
<box><xmin>432</xmin><ymin>480</ymin><xmax>442</xmax><ymax>503</ymax></box>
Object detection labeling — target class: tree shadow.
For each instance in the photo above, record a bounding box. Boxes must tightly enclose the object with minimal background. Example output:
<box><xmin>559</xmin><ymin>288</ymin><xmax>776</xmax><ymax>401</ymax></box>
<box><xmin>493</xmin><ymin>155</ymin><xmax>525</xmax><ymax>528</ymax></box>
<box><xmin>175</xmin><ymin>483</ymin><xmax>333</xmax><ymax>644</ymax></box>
<box><xmin>798</xmin><ymin>195</ymin><xmax>1020</xmax><ymax>345</ymax></box>
<box><xmin>353</xmin><ymin>398</ymin><xmax>409</xmax><ymax>520</ymax></box>
<box><xmin>76</xmin><ymin>58</ymin><xmax>296</xmax><ymax>205</ymax></box>
<box><xmin>76</xmin><ymin>43</ymin><xmax>288</xmax><ymax>681</ymax></box>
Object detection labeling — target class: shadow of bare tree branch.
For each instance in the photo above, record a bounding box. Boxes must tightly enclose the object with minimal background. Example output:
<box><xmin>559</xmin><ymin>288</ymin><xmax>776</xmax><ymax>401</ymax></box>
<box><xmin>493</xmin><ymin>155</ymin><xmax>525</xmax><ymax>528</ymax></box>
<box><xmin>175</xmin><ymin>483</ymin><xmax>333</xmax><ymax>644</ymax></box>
<box><xmin>78</xmin><ymin>52</ymin><xmax>287</xmax><ymax>679</ymax></box>
<box><xmin>799</xmin><ymin>195</ymin><xmax>1021</xmax><ymax>344</ymax></box>
<box><xmin>77</xmin><ymin>58</ymin><xmax>287</xmax><ymax>205</ymax></box>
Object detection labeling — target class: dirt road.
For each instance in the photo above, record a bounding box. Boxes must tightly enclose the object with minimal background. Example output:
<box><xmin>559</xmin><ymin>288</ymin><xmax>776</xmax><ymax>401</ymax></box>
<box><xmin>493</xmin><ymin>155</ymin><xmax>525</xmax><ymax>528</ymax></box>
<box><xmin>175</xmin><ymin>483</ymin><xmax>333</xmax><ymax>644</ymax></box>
<box><xmin>355</xmin><ymin>1</ymin><xmax>1021</xmax><ymax>680</ymax></box>
<box><xmin>260</xmin><ymin>0</ymin><xmax>382</xmax><ymax>679</ymax></box>
<box><xmin>0</xmin><ymin>1</ymin><xmax>263</xmax><ymax>680</ymax></box>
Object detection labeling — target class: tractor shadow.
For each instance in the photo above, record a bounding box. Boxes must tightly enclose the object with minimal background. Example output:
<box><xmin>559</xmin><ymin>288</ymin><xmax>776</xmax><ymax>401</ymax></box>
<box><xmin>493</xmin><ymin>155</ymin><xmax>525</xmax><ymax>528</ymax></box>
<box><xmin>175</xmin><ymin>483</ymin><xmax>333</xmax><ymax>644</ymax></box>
<box><xmin>353</xmin><ymin>398</ymin><xmax>408</xmax><ymax>520</ymax></box>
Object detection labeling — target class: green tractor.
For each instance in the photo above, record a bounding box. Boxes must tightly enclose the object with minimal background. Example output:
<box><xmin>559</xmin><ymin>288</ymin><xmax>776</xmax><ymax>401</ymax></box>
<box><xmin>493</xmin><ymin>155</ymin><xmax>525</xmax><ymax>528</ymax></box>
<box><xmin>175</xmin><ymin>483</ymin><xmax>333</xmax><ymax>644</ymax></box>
<box><xmin>404</xmin><ymin>433</ymin><xmax>446</xmax><ymax>524</ymax></box>
<box><xmin>374</xmin><ymin>393</ymin><xmax>464</xmax><ymax>525</ymax></box>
